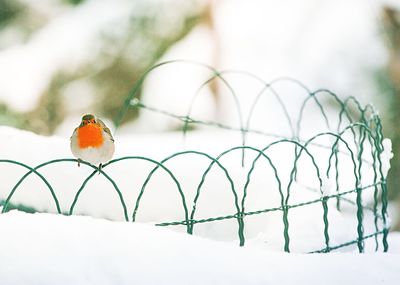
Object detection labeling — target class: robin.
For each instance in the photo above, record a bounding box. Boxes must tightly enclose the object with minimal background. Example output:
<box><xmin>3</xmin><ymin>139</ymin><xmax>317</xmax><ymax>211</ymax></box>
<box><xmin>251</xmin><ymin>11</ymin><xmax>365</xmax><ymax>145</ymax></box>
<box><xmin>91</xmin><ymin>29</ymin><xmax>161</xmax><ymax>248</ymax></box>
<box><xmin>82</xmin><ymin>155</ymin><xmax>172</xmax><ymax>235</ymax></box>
<box><xmin>70</xmin><ymin>114</ymin><xmax>115</xmax><ymax>171</ymax></box>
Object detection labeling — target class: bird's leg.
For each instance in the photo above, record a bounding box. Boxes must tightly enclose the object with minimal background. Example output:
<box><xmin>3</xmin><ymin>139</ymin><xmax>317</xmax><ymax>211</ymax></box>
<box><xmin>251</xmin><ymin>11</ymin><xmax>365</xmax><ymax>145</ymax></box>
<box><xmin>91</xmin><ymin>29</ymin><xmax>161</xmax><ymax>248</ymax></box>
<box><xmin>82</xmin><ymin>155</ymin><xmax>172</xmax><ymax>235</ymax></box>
<box><xmin>98</xmin><ymin>163</ymin><xmax>103</xmax><ymax>174</ymax></box>
<box><xmin>77</xmin><ymin>159</ymin><xmax>82</xmax><ymax>167</ymax></box>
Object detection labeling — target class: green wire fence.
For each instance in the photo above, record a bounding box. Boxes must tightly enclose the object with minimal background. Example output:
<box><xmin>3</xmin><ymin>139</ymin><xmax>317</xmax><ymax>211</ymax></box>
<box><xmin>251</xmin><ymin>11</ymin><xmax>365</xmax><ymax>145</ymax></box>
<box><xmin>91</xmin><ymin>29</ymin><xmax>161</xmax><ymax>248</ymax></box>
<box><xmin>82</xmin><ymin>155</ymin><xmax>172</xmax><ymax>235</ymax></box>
<box><xmin>0</xmin><ymin>60</ymin><xmax>391</xmax><ymax>253</ymax></box>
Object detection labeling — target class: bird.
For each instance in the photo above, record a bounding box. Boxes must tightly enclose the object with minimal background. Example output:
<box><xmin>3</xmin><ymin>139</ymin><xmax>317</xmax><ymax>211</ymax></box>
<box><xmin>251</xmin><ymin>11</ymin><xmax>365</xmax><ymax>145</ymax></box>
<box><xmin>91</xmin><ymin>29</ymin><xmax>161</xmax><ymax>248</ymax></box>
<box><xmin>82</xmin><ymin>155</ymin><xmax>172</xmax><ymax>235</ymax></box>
<box><xmin>70</xmin><ymin>114</ymin><xmax>115</xmax><ymax>171</ymax></box>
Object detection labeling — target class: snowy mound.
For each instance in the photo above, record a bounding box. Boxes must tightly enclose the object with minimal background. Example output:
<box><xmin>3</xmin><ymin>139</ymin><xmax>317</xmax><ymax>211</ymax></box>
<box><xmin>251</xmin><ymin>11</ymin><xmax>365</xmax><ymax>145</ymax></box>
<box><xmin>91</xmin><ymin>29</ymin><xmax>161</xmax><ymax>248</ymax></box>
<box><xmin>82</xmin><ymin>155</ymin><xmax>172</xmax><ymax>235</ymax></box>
<box><xmin>0</xmin><ymin>210</ymin><xmax>399</xmax><ymax>285</ymax></box>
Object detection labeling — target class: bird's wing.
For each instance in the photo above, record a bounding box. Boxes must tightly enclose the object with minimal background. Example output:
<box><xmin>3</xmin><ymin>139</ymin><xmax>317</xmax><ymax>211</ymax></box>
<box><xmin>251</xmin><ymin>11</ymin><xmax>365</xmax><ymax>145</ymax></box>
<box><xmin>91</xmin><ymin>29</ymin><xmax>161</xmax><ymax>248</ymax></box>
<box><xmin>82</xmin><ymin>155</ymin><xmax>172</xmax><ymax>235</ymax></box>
<box><xmin>97</xmin><ymin>119</ymin><xmax>115</xmax><ymax>142</ymax></box>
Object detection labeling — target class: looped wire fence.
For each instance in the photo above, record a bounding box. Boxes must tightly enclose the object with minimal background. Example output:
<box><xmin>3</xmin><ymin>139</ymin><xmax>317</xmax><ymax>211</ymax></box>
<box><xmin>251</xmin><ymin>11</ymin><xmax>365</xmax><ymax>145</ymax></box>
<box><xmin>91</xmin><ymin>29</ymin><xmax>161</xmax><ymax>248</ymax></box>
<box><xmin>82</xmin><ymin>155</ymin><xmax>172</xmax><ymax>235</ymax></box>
<box><xmin>0</xmin><ymin>60</ymin><xmax>390</xmax><ymax>253</ymax></box>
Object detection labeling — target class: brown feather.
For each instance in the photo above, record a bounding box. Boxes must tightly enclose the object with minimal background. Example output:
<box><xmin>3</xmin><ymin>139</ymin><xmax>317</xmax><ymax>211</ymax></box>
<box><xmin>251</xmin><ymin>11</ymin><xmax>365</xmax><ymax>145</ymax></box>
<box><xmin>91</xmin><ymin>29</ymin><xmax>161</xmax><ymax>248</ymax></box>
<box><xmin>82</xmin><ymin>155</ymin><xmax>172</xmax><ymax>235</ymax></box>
<box><xmin>97</xmin><ymin>118</ymin><xmax>114</xmax><ymax>142</ymax></box>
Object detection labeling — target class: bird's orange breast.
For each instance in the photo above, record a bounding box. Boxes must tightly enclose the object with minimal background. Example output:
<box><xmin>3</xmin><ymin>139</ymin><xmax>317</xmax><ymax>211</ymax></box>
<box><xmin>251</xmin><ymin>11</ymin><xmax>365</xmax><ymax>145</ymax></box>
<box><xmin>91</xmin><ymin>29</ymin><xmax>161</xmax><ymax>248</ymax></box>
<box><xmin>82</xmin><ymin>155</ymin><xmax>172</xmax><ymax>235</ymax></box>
<box><xmin>77</xmin><ymin>124</ymin><xmax>103</xmax><ymax>148</ymax></box>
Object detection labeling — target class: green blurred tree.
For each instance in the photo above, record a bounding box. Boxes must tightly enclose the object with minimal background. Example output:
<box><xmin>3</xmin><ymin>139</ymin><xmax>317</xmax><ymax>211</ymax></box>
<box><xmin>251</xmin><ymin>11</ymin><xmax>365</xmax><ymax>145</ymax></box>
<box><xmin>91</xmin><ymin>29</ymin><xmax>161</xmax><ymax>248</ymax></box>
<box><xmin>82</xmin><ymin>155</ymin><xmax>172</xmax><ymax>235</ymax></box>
<box><xmin>380</xmin><ymin>6</ymin><xmax>400</xmax><ymax>229</ymax></box>
<box><xmin>0</xmin><ymin>0</ymin><xmax>209</xmax><ymax>134</ymax></box>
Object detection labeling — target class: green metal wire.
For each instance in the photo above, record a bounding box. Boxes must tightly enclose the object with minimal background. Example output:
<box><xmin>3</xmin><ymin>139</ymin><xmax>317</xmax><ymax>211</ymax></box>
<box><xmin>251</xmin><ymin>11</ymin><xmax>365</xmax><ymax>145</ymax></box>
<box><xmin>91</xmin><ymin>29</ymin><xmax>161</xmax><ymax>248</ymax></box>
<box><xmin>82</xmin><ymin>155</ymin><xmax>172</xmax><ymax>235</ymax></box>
<box><xmin>0</xmin><ymin>61</ymin><xmax>391</xmax><ymax>253</ymax></box>
<box><xmin>0</xmin><ymin>160</ymin><xmax>61</xmax><ymax>214</ymax></box>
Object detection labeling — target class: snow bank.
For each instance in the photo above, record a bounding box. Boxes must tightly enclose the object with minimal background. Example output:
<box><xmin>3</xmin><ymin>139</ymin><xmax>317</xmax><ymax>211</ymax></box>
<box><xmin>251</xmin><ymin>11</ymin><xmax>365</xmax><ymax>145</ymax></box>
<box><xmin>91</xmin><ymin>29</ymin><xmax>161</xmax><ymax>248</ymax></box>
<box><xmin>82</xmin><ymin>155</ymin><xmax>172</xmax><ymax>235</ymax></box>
<box><xmin>0</xmin><ymin>211</ymin><xmax>399</xmax><ymax>285</ymax></box>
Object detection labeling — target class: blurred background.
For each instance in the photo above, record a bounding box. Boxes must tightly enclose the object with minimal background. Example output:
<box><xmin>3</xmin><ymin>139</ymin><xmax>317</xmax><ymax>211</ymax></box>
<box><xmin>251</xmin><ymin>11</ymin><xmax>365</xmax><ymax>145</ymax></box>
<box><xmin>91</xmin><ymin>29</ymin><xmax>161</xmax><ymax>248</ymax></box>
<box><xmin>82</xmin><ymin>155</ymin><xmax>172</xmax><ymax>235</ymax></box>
<box><xmin>0</xmin><ymin>0</ymin><xmax>400</xmax><ymax>228</ymax></box>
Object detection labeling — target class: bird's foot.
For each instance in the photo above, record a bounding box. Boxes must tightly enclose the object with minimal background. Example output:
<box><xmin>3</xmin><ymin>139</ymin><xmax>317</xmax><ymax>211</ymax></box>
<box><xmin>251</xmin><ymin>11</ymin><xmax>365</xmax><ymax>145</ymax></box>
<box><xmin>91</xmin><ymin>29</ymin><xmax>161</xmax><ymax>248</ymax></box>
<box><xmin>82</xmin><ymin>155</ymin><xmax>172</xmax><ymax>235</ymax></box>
<box><xmin>77</xmin><ymin>159</ymin><xmax>82</xmax><ymax>167</ymax></box>
<box><xmin>98</xmin><ymin>163</ymin><xmax>103</xmax><ymax>175</ymax></box>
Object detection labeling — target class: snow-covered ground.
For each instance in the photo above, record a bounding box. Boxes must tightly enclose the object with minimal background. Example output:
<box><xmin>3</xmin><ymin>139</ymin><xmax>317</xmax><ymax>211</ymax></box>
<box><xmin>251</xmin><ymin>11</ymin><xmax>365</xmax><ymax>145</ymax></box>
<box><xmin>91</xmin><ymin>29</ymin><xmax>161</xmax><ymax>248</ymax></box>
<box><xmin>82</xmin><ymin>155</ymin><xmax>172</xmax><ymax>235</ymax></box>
<box><xmin>0</xmin><ymin>210</ymin><xmax>399</xmax><ymax>285</ymax></box>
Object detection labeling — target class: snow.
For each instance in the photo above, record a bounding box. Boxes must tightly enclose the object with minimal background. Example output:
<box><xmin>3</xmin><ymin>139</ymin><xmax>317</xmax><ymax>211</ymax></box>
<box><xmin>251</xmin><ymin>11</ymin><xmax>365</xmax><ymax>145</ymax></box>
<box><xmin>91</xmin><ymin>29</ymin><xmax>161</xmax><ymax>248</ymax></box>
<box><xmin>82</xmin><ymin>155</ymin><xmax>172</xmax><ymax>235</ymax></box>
<box><xmin>0</xmin><ymin>210</ymin><xmax>399</xmax><ymax>285</ymax></box>
<box><xmin>381</xmin><ymin>138</ymin><xmax>394</xmax><ymax>178</ymax></box>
